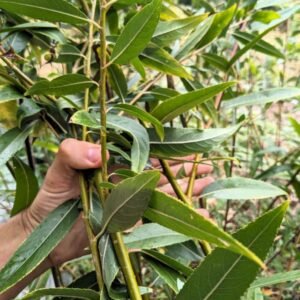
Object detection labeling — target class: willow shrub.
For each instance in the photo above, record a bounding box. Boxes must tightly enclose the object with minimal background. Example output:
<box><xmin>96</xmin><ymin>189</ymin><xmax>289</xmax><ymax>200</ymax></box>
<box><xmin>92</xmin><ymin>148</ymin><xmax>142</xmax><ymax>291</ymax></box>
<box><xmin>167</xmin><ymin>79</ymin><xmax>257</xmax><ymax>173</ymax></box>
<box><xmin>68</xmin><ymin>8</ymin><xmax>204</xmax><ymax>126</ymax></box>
<box><xmin>0</xmin><ymin>0</ymin><xmax>299</xmax><ymax>299</ymax></box>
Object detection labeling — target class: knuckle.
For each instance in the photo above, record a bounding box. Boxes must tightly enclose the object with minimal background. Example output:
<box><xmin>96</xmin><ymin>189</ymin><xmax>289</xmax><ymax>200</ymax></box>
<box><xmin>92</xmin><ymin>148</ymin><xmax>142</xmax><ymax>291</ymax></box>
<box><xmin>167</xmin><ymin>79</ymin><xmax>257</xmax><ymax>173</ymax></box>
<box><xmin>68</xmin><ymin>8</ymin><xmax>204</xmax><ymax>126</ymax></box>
<box><xmin>59</xmin><ymin>138</ymin><xmax>76</xmax><ymax>156</ymax></box>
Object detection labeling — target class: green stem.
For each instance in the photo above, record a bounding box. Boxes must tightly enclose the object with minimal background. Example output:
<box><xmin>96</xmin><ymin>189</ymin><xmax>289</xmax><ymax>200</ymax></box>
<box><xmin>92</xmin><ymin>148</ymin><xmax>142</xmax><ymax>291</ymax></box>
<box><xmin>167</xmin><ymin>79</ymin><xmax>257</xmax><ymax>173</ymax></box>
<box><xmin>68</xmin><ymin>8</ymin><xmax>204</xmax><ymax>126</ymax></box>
<box><xmin>97</xmin><ymin>2</ymin><xmax>142</xmax><ymax>299</ymax></box>
<box><xmin>79</xmin><ymin>176</ymin><xmax>104</xmax><ymax>289</ymax></box>
<box><xmin>159</xmin><ymin>159</ymin><xmax>191</xmax><ymax>205</ymax></box>
<box><xmin>111</xmin><ymin>233</ymin><xmax>142</xmax><ymax>300</ymax></box>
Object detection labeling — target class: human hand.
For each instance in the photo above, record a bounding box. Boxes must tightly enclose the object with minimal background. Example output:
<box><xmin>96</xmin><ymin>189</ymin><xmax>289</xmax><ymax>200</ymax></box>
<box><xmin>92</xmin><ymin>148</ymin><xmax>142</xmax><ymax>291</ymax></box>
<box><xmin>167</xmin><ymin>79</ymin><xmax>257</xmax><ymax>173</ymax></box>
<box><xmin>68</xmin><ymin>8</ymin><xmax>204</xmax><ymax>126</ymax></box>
<box><xmin>21</xmin><ymin>139</ymin><xmax>104</xmax><ymax>266</ymax></box>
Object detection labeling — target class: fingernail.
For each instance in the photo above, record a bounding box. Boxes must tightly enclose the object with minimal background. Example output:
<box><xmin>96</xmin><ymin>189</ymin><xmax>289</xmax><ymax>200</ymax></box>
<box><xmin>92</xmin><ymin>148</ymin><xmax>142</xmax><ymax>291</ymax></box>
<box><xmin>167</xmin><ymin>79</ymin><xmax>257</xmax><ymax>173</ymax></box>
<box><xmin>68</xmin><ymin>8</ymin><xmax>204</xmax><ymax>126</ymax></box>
<box><xmin>87</xmin><ymin>147</ymin><xmax>101</xmax><ymax>163</ymax></box>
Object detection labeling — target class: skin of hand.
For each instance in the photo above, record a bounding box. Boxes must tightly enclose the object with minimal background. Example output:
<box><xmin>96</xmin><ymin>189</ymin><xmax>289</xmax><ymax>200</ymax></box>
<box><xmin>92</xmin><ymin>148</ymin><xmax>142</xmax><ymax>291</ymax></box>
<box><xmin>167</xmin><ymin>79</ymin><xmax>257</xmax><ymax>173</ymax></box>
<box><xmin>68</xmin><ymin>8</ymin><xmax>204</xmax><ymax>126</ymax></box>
<box><xmin>0</xmin><ymin>139</ymin><xmax>214</xmax><ymax>299</ymax></box>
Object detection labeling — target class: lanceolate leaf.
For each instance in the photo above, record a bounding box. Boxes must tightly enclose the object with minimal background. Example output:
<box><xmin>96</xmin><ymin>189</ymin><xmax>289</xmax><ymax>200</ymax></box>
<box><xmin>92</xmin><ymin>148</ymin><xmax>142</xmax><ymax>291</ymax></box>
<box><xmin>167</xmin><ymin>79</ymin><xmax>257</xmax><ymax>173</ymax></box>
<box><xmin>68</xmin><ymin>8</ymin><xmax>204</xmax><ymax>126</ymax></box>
<box><xmin>124</xmin><ymin>223</ymin><xmax>190</xmax><ymax>250</ymax></box>
<box><xmin>0</xmin><ymin>126</ymin><xmax>32</xmax><ymax>167</ymax></box>
<box><xmin>152</xmin><ymin>14</ymin><xmax>208</xmax><ymax>46</ymax></box>
<box><xmin>71</xmin><ymin>111</ymin><xmax>150</xmax><ymax>173</ymax></box>
<box><xmin>176</xmin><ymin>202</ymin><xmax>289</xmax><ymax>300</ymax></box>
<box><xmin>0</xmin><ymin>85</ymin><xmax>23</xmax><ymax>103</ymax></box>
<box><xmin>110</xmin><ymin>0</ymin><xmax>162</xmax><ymax>64</ymax></box>
<box><xmin>0</xmin><ymin>0</ymin><xmax>89</xmax><ymax>25</ymax></box>
<box><xmin>99</xmin><ymin>234</ymin><xmax>119</xmax><ymax>296</ymax></box>
<box><xmin>144</xmin><ymin>191</ymin><xmax>265</xmax><ymax>268</ymax></box>
<box><xmin>0</xmin><ymin>21</ymin><xmax>57</xmax><ymax>33</ymax></box>
<box><xmin>149</xmin><ymin>126</ymin><xmax>239</xmax><ymax>157</ymax></box>
<box><xmin>233</xmin><ymin>31</ymin><xmax>284</xmax><ymax>58</ymax></box>
<box><xmin>196</xmin><ymin>5</ymin><xmax>236</xmax><ymax>49</ymax></box>
<box><xmin>201</xmin><ymin>177</ymin><xmax>287</xmax><ymax>200</ymax></box>
<box><xmin>222</xmin><ymin>87</ymin><xmax>300</xmax><ymax>109</ymax></box>
<box><xmin>101</xmin><ymin>171</ymin><xmax>160</xmax><ymax>233</ymax></box>
<box><xmin>113</xmin><ymin>104</ymin><xmax>164</xmax><ymax>141</ymax></box>
<box><xmin>145</xmin><ymin>255</ymin><xmax>185</xmax><ymax>293</ymax></box>
<box><xmin>11</xmin><ymin>158</ymin><xmax>39</xmax><ymax>216</ymax></box>
<box><xmin>142</xmin><ymin>249</ymin><xmax>193</xmax><ymax>277</ymax></box>
<box><xmin>0</xmin><ymin>201</ymin><xmax>80</xmax><ymax>293</ymax></box>
<box><xmin>176</xmin><ymin>16</ymin><xmax>213</xmax><ymax>60</ymax></box>
<box><xmin>140</xmin><ymin>43</ymin><xmax>192</xmax><ymax>79</ymax></box>
<box><xmin>108</xmin><ymin>64</ymin><xmax>128</xmax><ymax>101</ymax></box>
<box><xmin>250</xmin><ymin>270</ymin><xmax>300</xmax><ymax>289</ymax></box>
<box><xmin>151</xmin><ymin>82</ymin><xmax>235</xmax><ymax>123</ymax></box>
<box><xmin>26</xmin><ymin>74</ymin><xmax>97</xmax><ymax>97</ymax></box>
<box><xmin>21</xmin><ymin>288</ymin><xmax>99</xmax><ymax>300</ymax></box>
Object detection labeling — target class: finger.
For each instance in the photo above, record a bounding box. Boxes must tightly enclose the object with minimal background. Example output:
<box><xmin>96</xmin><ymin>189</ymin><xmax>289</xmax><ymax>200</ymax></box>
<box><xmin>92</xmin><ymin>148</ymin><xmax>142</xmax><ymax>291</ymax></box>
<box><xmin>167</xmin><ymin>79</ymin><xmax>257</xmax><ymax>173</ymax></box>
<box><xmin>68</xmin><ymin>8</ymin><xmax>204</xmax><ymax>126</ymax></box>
<box><xmin>158</xmin><ymin>163</ymin><xmax>213</xmax><ymax>186</ymax></box>
<box><xmin>159</xmin><ymin>177</ymin><xmax>214</xmax><ymax>197</ymax></box>
<box><xmin>196</xmin><ymin>208</ymin><xmax>210</xmax><ymax>219</ymax></box>
<box><xmin>150</xmin><ymin>155</ymin><xmax>196</xmax><ymax>168</ymax></box>
<box><xmin>43</xmin><ymin>139</ymin><xmax>108</xmax><ymax>193</ymax></box>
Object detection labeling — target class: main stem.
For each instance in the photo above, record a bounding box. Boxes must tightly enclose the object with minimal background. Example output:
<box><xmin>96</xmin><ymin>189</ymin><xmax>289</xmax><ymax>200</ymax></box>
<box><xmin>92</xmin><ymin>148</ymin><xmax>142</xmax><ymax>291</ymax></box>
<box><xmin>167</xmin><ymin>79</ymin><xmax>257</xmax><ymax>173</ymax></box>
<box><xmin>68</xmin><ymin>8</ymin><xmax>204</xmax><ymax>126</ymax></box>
<box><xmin>98</xmin><ymin>2</ymin><xmax>142</xmax><ymax>299</ymax></box>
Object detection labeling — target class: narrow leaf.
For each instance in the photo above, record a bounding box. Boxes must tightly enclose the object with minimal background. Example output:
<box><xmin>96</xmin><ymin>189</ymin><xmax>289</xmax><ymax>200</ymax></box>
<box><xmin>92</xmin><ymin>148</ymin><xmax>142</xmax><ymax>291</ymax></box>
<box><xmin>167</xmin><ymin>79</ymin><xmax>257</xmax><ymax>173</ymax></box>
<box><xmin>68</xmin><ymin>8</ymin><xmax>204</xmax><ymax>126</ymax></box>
<box><xmin>251</xmin><ymin>270</ymin><xmax>300</xmax><ymax>289</ymax></box>
<box><xmin>233</xmin><ymin>31</ymin><xmax>284</xmax><ymax>58</ymax></box>
<box><xmin>110</xmin><ymin>0</ymin><xmax>162</xmax><ymax>64</ymax></box>
<box><xmin>0</xmin><ymin>201</ymin><xmax>79</xmax><ymax>293</ymax></box>
<box><xmin>113</xmin><ymin>104</ymin><xmax>164</xmax><ymax>141</ymax></box>
<box><xmin>152</xmin><ymin>14</ymin><xmax>208</xmax><ymax>46</ymax></box>
<box><xmin>108</xmin><ymin>64</ymin><xmax>128</xmax><ymax>101</ymax></box>
<box><xmin>21</xmin><ymin>288</ymin><xmax>99</xmax><ymax>300</ymax></box>
<box><xmin>11</xmin><ymin>158</ymin><xmax>39</xmax><ymax>216</ymax></box>
<box><xmin>26</xmin><ymin>74</ymin><xmax>97</xmax><ymax>97</ymax></box>
<box><xmin>144</xmin><ymin>191</ymin><xmax>265</xmax><ymax>268</ymax></box>
<box><xmin>124</xmin><ymin>223</ymin><xmax>190</xmax><ymax>250</ymax></box>
<box><xmin>151</xmin><ymin>82</ymin><xmax>235</xmax><ymax>123</ymax></box>
<box><xmin>140</xmin><ymin>43</ymin><xmax>192</xmax><ymax>79</ymax></box>
<box><xmin>0</xmin><ymin>0</ymin><xmax>89</xmax><ymax>25</ymax></box>
<box><xmin>0</xmin><ymin>126</ymin><xmax>32</xmax><ymax>167</ymax></box>
<box><xmin>101</xmin><ymin>171</ymin><xmax>160</xmax><ymax>233</ymax></box>
<box><xmin>176</xmin><ymin>202</ymin><xmax>289</xmax><ymax>300</ymax></box>
<box><xmin>201</xmin><ymin>177</ymin><xmax>287</xmax><ymax>200</ymax></box>
<box><xmin>149</xmin><ymin>126</ymin><xmax>239</xmax><ymax>157</ymax></box>
<box><xmin>222</xmin><ymin>87</ymin><xmax>300</xmax><ymax>109</ymax></box>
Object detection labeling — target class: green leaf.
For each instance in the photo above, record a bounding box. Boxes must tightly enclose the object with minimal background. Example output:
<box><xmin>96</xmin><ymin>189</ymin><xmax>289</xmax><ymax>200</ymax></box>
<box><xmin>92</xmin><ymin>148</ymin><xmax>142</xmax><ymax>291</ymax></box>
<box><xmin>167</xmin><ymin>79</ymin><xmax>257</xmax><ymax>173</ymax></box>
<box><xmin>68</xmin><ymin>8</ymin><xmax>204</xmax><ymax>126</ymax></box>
<box><xmin>124</xmin><ymin>223</ymin><xmax>190</xmax><ymax>250</ymax></box>
<box><xmin>175</xmin><ymin>16</ymin><xmax>213</xmax><ymax>60</ymax></box>
<box><xmin>250</xmin><ymin>270</ymin><xmax>300</xmax><ymax>289</ymax></box>
<box><xmin>151</xmin><ymin>82</ymin><xmax>235</xmax><ymax>123</ymax></box>
<box><xmin>101</xmin><ymin>171</ymin><xmax>160</xmax><ymax>233</ymax></box>
<box><xmin>113</xmin><ymin>103</ymin><xmax>164</xmax><ymax>141</ymax></box>
<box><xmin>228</xmin><ymin>24</ymin><xmax>278</xmax><ymax>68</ymax></box>
<box><xmin>0</xmin><ymin>201</ymin><xmax>79</xmax><ymax>293</ymax></box>
<box><xmin>149</xmin><ymin>126</ymin><xmax>239</xmax><ymax>157</ymax></box>
<box><xmin>196</xmin><ymin>5</ymin><xmax>236</xmax><ymax>49</ymax></box>
<box><xmin>17</xmin><ymin>99</ymin><xmax>42</xmax><ymax>128</ymax></box>
<box><xmin>201</xmin><ymin>53</ymin><xmax>230</xmax><ymax>72</ymax></box>
<box><xmin>108</xmin><ymin>64</ymin><xmax>128</xmax><ymax>101</ymax></box>
<box><xmin>289</xmin><ymin>117</ymin><xmax>300</xmax><ymax>136</ymax></box>
<box><xmin>10</xmin><ymin>158</ymin><xmax>39</xmax><ymax>216</ymax></box>
<box><xmin>176</xmin><ymin>202</ymin><xmax>289</xmax><ymax>300</ymax></box>
<box><xmin>0</xmin><ymin>0</ymin><xmax>89</xmax><ymax>25</ymax></box>
<box><xmin>144</xmin><ymin>191</ymin><xmax>265</xmax><ymax>268</ymax></box>
<box><xmin>0</xmin><ymin>126</ymin><xmax>32</xmax><ymax>167</ymax></box>
<box><xmin>70</xmin><ymin>111</ymin><xmax>150</xmax><ymax>173</ymax></box>
<box><xmin>152</xmin><ymin>14</ymin><xmax>208</xmax><ymax>46</ymax></box>
<box><xmin>222</xmin><ymin>87</ymin><xmax>300</xmax><ymax>109</ymax></box>
<box><xmin>0</xmin><ymin>21</ymin><xmax>57</xmax><ymax>33</ymax></box>
<box><xmin>26</xmin><ymin>74</ymin><xmax>97</xmax><ymax>97</ymax></box>
<box><xmin>0</xmin><ymin>85</ymin><xmax>23</xmax><ymax>103</ymax></box>
<box><xmin>145</xmin><ymin>255</ymin><xmax>185</xmax><ymax>293</ymax></box>
<box><xmin>110</xmin><ymin>0</ymin><xmax>162</xmax><ymax>64</ymax></box>
<box><xmin>233</xmin><ymin>31</ymin><xmax>284</xmax><ymax>58</ymax></box>
<box><xmin>55</xmin><ymin>44</ymin><xmax>83</xmax><ymax>63</ymax></box>
<box><xmin>142</xmin><ymin>249</ymin><xmax>192</xmax><ymax>277</ymax></box>
<box><xmin>99</xmin><ymin>234</ymin><xmax>119</xmax><ymax>297</ymax></box>
<box><xmin>201</xmin><ymin>177</ymin><xmax>287</xmax><ymax>200</ymax></box>
<box><xmin>251</xmin><ymin>10</ymin><xmax>281</xmax><ymax>24</ymax></box>
<box><xmin>21</xmin><ymin>288</ymin><xmax>99</xmax><ymax>300</ymax></box>
<box><xmin>140</xmin><ymin>43</ymin><xmax>192</xmax><ymax>79</ymax></box>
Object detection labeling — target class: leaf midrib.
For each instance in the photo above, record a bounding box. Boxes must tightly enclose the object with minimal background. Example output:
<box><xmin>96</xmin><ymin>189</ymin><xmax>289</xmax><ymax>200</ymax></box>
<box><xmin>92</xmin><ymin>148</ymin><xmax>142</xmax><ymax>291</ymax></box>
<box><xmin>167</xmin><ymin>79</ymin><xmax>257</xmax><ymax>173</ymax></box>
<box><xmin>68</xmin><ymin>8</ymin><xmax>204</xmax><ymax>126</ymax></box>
<box><xmin>202</xmin><ymin>207</ymin><xmax>283</xmax><ymax>300</ymax></box>
<box><xmin>0</xmin><ymin>1</ymin><xmax>87</xmax><ymax>23</ymax></box>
